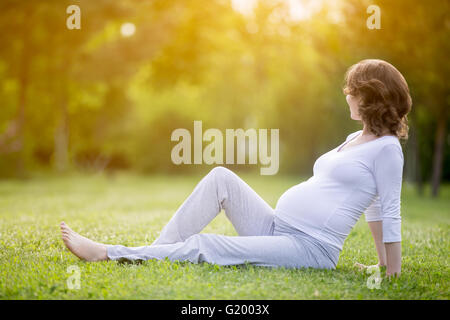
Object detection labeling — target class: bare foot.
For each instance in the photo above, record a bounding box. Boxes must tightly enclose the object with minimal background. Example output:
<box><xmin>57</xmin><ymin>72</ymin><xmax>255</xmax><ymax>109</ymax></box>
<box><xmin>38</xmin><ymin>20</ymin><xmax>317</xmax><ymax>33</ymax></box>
<box><xmin>60</xmin><ymin>221</ymin><xmax>108</xmax><ymax>262</ymax></box>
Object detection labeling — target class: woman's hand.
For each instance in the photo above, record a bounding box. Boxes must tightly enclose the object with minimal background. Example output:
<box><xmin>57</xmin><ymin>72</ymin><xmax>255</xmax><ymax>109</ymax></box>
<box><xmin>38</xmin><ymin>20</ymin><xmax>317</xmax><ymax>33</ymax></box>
<box><xmin>354</xmin><ymin>262</ymin><xmax>384</xmax><ymax>271</ymax></box>
<box><xmin>355</xmin><ymin>262</ymin><xmax>400</xmax><ymax>280</ymax></box>
<box><xmin>385</xmin><ymin>268</ymin><xmax>401</xmax><ymax>279</ymax></box>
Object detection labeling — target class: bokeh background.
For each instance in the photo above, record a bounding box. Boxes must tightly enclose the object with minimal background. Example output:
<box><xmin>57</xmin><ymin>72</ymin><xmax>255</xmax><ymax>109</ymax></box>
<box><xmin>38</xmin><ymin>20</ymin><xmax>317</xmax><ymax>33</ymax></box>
<box><xmin>0</xmin><ymin>0</ymin><xmax>448</xmax><ymax>196</ymax></box>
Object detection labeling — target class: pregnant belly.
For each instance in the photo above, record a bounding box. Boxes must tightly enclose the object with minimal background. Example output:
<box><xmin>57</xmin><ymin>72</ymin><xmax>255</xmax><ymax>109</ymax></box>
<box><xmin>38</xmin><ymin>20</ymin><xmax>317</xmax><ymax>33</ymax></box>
<box><xmin>275</xmin><ymin>178</ymin><xmax>371</xmax><ymax>249</ymax></box>
<box><xmin>275</xmin><ymin>178</ymin><xmax>343</xmax><ymax>224</ymax></box>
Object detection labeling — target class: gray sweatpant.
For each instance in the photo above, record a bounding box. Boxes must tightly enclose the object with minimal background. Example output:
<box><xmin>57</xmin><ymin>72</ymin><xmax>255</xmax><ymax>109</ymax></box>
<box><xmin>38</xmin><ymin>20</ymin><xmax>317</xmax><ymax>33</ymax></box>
<box><xmin>106</xmin><ymin>167</ymin><xmax>340</xmax><ymax>269</ymax></box>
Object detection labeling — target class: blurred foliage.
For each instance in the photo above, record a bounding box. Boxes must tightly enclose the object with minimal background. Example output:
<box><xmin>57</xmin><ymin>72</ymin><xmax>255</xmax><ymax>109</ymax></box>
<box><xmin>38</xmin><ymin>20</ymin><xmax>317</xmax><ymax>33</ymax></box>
<box><xmin>0</xmin><ymin>0</ymin><xmax>448</xmax><ymax>191</ymax></box>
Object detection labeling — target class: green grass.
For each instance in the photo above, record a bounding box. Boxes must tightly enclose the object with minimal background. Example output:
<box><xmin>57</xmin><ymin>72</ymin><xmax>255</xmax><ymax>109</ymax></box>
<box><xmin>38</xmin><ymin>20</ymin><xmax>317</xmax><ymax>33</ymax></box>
<box><xmin>0</xmin><ymin>172</ymin><xmax>449</xmax><ymax>299</ymax></box>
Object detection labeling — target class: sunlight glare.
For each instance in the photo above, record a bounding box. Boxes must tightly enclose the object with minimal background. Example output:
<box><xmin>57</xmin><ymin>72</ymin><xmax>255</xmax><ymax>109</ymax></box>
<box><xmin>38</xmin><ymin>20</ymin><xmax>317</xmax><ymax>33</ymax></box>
<box><xmin>120</xmin><ymin>22</ymin><xmax>136</xmax><ymax>37</ymax></box>
<box><xmin>231</xmin><ymin>0</ymin><xmax>330</xmax><ymax>22</ymax></box>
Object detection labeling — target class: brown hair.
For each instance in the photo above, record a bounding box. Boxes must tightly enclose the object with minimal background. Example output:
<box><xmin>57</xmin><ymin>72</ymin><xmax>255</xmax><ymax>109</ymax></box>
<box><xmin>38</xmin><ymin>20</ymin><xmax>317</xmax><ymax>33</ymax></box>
<box><xmin>343</xmin><ymin>59</ymin><xmax>412</xmax><ymax>140</ymax></box>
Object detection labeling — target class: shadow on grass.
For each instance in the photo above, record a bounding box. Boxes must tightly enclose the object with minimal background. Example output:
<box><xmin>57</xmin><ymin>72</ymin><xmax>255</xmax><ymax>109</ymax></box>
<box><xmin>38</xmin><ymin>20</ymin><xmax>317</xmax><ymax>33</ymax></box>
<box><xmin>113</xmin><ymin>257</ymin><xmax>338</xmax><ymax>274</ymax></box>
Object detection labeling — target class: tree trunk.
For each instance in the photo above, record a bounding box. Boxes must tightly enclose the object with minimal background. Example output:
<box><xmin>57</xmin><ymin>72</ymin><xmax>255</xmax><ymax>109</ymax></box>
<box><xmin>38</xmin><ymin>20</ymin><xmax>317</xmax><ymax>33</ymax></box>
<box><xmin>54</xmin><ymin>93</ymin><xmax>69</xmax><ymax>172</ymax></box>
<box><xmin>54</xmin><ymin>59</ymin><xmax>70</xmax><ymax>173</ymax></box>
<box><xmin>407</xmin><ymin>110</ymin><xmax>424</xmax><ymax>196</ymax></box>
<box><xmin>15</xmin><ymin>74</ymin><xmax>27</xmax><ymax>177</ymax></box>
<box><xmin>431</xmin><ymin>117</ymin><xmax>447</xmax><ymax>197</ymax></box>
<box><xmin>15</xmin><ymin>23</ymin><xmax>31</xmax><ymax>178</ymax></box>
<box><xmin>411</xmin><ymin>125</ymin><xmax>424</xmax><ymax>195</ymax></box>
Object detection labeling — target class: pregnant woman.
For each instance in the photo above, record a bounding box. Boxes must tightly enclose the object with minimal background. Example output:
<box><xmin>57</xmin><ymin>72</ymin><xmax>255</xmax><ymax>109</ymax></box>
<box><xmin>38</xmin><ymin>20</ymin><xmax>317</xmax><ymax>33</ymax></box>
<box><xmin>60</xmin><ymin>59</ymin><xmax>412</xmax><ymax>277</ymax></box>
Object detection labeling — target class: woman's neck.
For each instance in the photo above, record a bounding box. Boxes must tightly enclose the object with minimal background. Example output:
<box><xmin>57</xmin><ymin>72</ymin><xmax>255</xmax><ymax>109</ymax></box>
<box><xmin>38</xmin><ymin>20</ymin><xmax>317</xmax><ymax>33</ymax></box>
<box><xmin>361</xmin><ymin>125</ymin><xmax>373</xmax><ymax>137</ymax></box>
<box><xmin>361</xmin><ymin>124</ymin><xmax>390</xmax><ymax>137</ymax></box>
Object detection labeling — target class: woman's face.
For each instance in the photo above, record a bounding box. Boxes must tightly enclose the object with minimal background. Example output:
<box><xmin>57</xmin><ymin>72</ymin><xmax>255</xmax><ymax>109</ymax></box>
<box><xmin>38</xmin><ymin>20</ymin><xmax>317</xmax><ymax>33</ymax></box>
<box><xmin>346</xmin><ymin>94</ymin><xmax>362</xmax><ymax>120</ymax></box>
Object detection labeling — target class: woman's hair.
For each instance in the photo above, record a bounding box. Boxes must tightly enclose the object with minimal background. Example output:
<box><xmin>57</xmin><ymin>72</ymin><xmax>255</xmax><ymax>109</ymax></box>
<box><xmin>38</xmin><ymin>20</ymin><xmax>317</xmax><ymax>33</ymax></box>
<box><xmin>343</xmin><ymin>59</ymin><xmax>412</xmax><ymax>140</ymax></box>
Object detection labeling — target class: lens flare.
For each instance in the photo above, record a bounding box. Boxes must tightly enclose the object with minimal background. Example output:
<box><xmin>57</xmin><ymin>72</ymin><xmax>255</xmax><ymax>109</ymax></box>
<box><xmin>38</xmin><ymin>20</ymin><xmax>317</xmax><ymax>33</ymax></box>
<box><xmin>120</xmin><ymin>22</ymin><xmax>136</xmax><ymax>37</ymax></box>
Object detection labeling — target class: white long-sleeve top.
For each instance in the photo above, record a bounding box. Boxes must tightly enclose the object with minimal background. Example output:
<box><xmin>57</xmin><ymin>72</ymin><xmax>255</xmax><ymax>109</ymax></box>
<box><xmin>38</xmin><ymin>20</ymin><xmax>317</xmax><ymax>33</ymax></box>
<box><xmin>275</xmin><ymin>130</ymin><xmax>404</xmax><ymax>250</ymax></box>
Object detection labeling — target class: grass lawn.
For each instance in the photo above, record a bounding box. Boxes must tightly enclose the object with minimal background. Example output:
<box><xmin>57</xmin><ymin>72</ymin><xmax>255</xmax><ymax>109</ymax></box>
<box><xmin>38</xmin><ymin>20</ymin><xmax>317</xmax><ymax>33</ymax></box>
<box><xmin>0</xmin><ymin>171</ymin><xmax>449</xmax><ymax>299</ymax></box>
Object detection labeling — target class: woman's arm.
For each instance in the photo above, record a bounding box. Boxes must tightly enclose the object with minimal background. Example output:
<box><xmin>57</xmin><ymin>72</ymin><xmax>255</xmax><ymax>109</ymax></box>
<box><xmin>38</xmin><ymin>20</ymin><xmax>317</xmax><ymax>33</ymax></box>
<box><xmin>368</xmin><ymin>221</ymin><xmax>386</xmax><ymax>266</ymax></box>
<box><xmin>357</xmin><ymin>144</ymin><xmax>404</xmax><ymax>277</ymax></box>
<box><xmin>368</xmin><ymin>221</ymin><xmax>401</xmax><ymax>277</ymax></box>
<box><xmin>385</xmin><ymin>241</ymin><xmax>401</xmax><ymax>277</ymax></box>
<box><xmin>356</xmin><ymin>223</ymin><xmax>401</xmax><ymax>277</ymax></box>
<box><xmin>373</xmin><ymin>144</ymin><xmax>404</xmax><ymax>277</ymax></box>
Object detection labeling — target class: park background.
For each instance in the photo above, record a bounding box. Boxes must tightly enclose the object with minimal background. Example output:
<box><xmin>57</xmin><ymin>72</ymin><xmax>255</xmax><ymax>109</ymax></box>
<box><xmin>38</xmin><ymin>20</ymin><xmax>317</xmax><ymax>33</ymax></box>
<box><xmin>0</xmin><ymin>0</ymin><xmax>449</xmax><ymax>299</ymax></box>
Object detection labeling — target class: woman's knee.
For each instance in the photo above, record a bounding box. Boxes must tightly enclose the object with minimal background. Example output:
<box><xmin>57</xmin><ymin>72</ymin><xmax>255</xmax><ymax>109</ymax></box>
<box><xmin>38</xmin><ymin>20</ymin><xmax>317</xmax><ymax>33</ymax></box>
<box><xmin>207</xmin><ymin>166</ymin><xmax>235</xmax><ymax>184</ymax></box>
<box><xmin>209</xmin><ymin>166</ymin><xmax>232</xmax><ymax>177</ymax></box>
